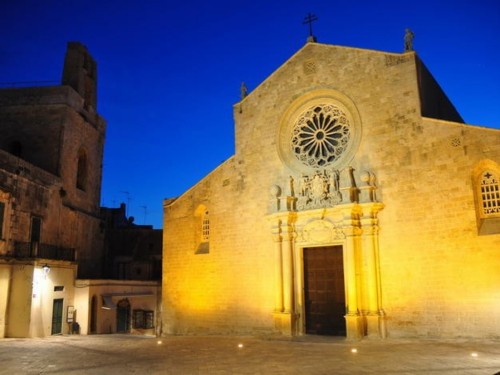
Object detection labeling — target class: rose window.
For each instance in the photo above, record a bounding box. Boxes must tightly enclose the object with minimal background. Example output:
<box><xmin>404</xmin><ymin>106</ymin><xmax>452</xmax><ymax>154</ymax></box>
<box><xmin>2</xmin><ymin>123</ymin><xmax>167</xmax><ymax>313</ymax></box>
<box><xmin>290</xmin><ymin>104</ymin><xmax>351</xmax><ymax>168</ymax></box>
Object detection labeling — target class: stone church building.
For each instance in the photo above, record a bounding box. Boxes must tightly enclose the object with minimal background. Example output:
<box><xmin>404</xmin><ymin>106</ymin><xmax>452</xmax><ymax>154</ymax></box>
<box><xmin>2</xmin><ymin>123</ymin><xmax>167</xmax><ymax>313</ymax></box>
<box><xmin>163</xmin><ymin>40</ymin><xmax>500</xmax><ymax>339</ymax></box>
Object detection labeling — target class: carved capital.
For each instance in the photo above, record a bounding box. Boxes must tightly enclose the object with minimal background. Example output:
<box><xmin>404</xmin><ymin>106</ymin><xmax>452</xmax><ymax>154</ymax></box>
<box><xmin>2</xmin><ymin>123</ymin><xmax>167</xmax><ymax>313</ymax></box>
<box><xmin>299</xmin><ymin>219</ymin><xmax>345</xmax><ymax>243</ymax></box>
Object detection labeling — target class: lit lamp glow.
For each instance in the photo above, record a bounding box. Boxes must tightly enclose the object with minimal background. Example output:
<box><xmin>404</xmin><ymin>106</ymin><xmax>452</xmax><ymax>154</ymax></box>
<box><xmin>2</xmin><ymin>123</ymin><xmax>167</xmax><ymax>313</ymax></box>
<box><xmin>42</xmin><ymin>264</ymin><xmax>50</xmax><ymax>275</ymax></box>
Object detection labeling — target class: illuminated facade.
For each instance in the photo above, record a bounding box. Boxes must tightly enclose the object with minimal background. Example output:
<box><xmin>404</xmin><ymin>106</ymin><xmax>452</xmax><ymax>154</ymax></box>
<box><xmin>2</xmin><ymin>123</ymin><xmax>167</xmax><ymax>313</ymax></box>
<box><xmin>0</xmin><ymin>43</ymin><xmax>161</xmax><ymax>338</ymax></box>
<box><xmin>0</xmin><ymin>42</ymin><xmax>105</xmax><ymax>337</ymax></box>
<box><xmin>163</xmin><ymin>42</ymin><xmax>500</xmax><ymax>339</ymax></box>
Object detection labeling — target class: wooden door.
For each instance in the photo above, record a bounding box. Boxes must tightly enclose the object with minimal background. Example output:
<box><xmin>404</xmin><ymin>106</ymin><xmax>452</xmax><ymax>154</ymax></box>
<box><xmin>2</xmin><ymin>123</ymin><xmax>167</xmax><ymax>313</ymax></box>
<box><xmin>116</xmin><ymin>299</ymin><xmax>130</xmax><ymax>333</ymax></box>
<box><xmin>51</xmin><ymin>298</ymin><xmax>63</xmax><ymax>335</ymax></box>
<box><xmin>304</xmin><ymin>246</ymin><xmax>346</xmax><ymax>335</ymax></box>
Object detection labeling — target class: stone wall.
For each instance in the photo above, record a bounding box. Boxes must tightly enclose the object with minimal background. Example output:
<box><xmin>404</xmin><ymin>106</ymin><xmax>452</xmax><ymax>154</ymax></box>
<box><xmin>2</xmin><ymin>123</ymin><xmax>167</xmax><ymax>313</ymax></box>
<box><xmin>163</xmin><ymin>43</ymin><xmax>500</xmax><ymax>338</ymax></box>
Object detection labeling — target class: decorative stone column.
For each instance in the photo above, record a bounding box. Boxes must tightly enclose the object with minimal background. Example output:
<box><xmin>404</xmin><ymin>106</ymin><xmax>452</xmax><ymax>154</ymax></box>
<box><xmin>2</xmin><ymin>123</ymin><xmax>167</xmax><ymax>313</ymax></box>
<box><xmin>340</xmin><ymin>204</ymin><xmax>364</xmax><ymax>340</ymax></box>
<box><xmin>281</xmin><ymin>224</ymin><xmax>294</xmax><ymax>314</ymax></box>
<box><xmin>360</xmin><ymin>203</ymin><xmax>386</xmax><ymax>338</ymax></box>
<box><xmin>271</xmin><ymin>222</ymin><xmax>284</xmax><ymax>313</ymax></box>
<box><xmin>269</xmin><ymin>213</ymin><xmax>297</xmax><ymax>336</ymax></box>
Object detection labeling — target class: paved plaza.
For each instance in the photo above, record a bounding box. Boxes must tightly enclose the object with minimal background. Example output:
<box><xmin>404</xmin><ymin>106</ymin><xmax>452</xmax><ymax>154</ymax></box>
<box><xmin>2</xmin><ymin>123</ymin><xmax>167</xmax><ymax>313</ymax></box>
<box><xmin>0</xmin><ymin>334</ymin><xmax>498</xmax><ymax>374</ymax></box>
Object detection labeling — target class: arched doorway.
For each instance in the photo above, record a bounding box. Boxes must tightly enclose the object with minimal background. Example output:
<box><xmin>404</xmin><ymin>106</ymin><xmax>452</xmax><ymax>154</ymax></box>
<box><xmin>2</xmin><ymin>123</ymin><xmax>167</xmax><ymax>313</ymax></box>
<box><xmin>116</xmin><ymin>299</ymin><xmax>130</xmax><ymax>333</ymax></box>
<box><xmin>90</xmin><ymin>295</ymin><xmax>97</xmax><ymax>333</ymax></box>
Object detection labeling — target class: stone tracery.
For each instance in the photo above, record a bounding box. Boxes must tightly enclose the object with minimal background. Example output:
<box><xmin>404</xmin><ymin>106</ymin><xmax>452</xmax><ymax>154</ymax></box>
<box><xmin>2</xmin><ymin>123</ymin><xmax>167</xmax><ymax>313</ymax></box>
<box><xmin>291</xmin><ymin>104</ymin><xmax>351</xmax><ymax>169</ymax></box>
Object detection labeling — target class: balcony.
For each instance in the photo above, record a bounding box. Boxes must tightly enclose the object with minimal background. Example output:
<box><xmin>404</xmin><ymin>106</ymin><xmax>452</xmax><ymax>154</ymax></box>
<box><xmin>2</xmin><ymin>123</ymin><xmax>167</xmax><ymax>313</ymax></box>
<box><xmin>9</xmin><ymin>241</ymin><xmax>76</xmax><ymax>262</ymax></box>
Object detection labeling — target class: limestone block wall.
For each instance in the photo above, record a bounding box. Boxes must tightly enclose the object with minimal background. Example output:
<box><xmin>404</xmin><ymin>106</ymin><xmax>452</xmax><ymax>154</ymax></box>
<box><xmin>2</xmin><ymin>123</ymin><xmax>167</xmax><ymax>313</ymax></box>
<box><xmin>373</xmin><ymin>120</ymin><xmax>500</xmax><ymax>338</ymax></box>
<box><xmin>163</xmin><ymin>158</ymin><xmax>277</xmax><ymax>335</ymax></box>
<box><xmin>59</xmin><ymin>107</ymin><xmax>105</xmax><ymax>215</ymax></box>
<box><xmin>163</xmin><ymin>43</ymin><xmax>500</xmax><ymax>338</ymax></box>
<box><xmin>0</xmin><ymin>265</ymin><xmax>11</xmax><ymax>337</ymax></box>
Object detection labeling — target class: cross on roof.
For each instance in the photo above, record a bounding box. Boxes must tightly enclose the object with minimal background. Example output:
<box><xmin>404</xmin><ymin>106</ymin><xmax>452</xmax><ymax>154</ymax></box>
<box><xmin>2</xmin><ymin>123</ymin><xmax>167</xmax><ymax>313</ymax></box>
<box><xmin>303</xmin><ymin>13</ymin><xmax>318</xmax><ymax>42</ymax></box>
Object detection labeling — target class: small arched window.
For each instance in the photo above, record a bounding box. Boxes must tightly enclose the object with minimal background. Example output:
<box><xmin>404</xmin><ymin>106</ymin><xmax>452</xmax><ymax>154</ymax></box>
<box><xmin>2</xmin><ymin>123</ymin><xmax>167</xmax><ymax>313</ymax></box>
<box><xmin>76</xmin><ymin>149</ymin><xmax>87</xmax><ymax>191</ymax></box>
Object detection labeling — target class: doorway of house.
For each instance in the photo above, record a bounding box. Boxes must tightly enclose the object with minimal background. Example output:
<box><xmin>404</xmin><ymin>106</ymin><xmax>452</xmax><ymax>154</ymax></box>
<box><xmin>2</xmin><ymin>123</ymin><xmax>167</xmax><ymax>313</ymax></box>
<box><xmin>51</xmin><ymin>298</ymin><xmax>63</xmax><ymax>335</ymax></box>
<box><xmin>116</xmin><ymin>299</ymin><xmax>130</xmax><ymax>333</ymax></box>
<box><xmin>303</xmin><ymin>245</ymin><xmax>346</xmax><ymax>335</ymax></box>
<box><xmin>90</xmin><ymin>295</ymin><xmax>97</xmax><ymax>333</ymax></box>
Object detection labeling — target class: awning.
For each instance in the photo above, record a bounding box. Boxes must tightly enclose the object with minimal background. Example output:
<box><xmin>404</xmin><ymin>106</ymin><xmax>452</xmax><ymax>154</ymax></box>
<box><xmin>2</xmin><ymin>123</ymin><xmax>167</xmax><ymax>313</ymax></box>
<box><xmin>101</xmin><ymin>295</ymin><xmax>116</xmax><ymax>310</ymax></box>
<box><xmin>101</xmin><ymin>292</ymin><xmax>154</xmax><ymax>310</ymax></box>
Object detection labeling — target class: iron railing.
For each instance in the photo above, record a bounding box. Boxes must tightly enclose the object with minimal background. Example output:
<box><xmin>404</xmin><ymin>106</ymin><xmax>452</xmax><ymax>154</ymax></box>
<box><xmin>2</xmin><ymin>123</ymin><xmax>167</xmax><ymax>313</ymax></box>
<box><xmin>10</xmin><ymin>241</ymin><xmax>76</xmax><ymax>261</ymax></box>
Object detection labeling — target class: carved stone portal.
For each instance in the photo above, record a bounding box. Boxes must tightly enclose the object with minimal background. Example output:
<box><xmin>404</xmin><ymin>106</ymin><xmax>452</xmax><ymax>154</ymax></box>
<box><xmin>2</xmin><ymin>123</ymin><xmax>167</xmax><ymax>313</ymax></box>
<box><xmin>270</xmin><ymin>167</ymin><xmax>378</xmax><ymax>214</ymax></box>
<box><xmin>300</xmin><ymin>219</ymin><xmax>345</xmax><ymax>243</ymax></box>
<box><xmin>296</xmin><ymin>170</ymin><xmax>342</xmax><ymax>210</ymax></box>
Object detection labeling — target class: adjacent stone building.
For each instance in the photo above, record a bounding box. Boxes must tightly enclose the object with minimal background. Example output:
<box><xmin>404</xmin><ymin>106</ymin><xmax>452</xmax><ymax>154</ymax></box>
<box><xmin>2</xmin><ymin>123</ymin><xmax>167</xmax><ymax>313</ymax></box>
<box><xmin>100</xmin><ymin>203</ymin><xmax>162</xmax><ymax>281</ymax></box>
<box><xmin>162</xmin><ymin>41</ymin><xmax>500</xmax><ymax>339</ymax></box>
<box><xmin>0</xmin><ymin>43</ymin><xmax>161</xmax><ymax>338</ymax></box>
<box><xmin>0</xmin><ymin>42</ymin><xmax>105</xmax><ymax>337</ymax></box>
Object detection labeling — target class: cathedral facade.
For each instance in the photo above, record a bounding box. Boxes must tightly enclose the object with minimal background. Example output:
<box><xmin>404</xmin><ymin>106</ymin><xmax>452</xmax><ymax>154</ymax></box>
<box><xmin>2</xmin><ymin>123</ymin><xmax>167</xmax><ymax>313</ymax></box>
<box><xmin>163</xmin><ymin>42</ymin><xmax>500</xmax><ymax>339</ymax></box>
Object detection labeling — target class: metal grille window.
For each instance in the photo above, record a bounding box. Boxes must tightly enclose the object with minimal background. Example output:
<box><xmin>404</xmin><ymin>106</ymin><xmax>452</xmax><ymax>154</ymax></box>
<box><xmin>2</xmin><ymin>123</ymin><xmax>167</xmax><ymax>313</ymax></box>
<box><xmin>201</xmin><ymin>210</ymin><xmax>209</xmax><ymax>242</ymax></box>
<box><xmin>132</xmin><ymin>310</ymin><xmax>154</xmax><ymax>329</ymax></box>
<box><xmin>481</xmin><ymin>171</ymin><xmax>500</xmax><ymax>215</ymax></box>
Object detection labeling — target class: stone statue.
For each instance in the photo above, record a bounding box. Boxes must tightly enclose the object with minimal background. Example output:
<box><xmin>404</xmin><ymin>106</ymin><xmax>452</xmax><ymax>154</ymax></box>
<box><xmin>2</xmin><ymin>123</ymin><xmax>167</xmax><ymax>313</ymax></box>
<box><xmin>299</xmin><ymin>174</ymin><xmax>309</xmax><ymax>196</ymax></box>
<box><xmin>240</xmin><ymin>82</ymin><xmax>248</xmax><ymax>100</ymax></box>
<box><xmin>404</xmin><ymin>29</ymin><xmax>414</xmax><ymax>52</ymax></box>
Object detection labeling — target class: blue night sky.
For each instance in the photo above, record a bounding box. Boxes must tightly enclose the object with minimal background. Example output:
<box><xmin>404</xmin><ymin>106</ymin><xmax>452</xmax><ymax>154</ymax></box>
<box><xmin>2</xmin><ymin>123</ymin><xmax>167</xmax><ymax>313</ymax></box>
<box><xmin>1</xmin><ymin>1</ymin><xmax>499</xmax><ymax>228</ymax></box>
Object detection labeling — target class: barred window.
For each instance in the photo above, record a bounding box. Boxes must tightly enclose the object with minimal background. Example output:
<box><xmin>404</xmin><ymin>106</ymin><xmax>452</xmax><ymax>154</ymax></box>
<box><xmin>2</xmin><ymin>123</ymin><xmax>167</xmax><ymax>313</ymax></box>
<box><xmin>473</xmin><ymin>162</ymin><xmax>500</xmax><ymax>236</ymax></box>
<box><xmin>132</xmin><ymin>310</ymin><xmax>154</xmax><ymax>329</ymax></box>
<box><xmin>195</xmin><ymin>205</ymin><xmax>210</xmax><ymax>254</ymax></box>
<box><xmin>480</xmin><ymin>171</ymin><xmax>500</xmax><ymax>215</ymax></box>
<box><xmin>201</xmin><ymin>210</ymin><xmax>210</xmax><ymax>242</ymax></box>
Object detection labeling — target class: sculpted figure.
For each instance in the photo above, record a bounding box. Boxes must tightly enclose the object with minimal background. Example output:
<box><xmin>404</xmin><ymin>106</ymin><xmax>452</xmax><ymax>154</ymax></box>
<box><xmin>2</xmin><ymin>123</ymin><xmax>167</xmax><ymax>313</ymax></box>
<box><xmin>311</xmin><ymin>171</ymin><xmax>326</xmax><ymax>203</ymax></box>
<box><xmin>240</xmin><ymin>82</ymin><xmax>248</xmax><ymax>100</ymax></box>
<box><xmin>299</xmin><ymin>174</ymin><xmax>309</xmax><ymax>196</ymax></box>
<box><xmin>329</xmin><ymin>169</ymin><xmax>340</xmax><ymax>192</ymax></box>
<box><xmin>404</xmin><ymin>28</ymin><xmax>414</xmax><ymax>51</ymax></box>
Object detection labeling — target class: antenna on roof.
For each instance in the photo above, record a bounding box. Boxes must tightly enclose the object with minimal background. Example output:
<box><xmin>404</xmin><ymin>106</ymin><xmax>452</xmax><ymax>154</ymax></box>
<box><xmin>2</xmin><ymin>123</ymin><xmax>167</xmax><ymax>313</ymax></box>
<box><xmin>303</xmin><ymin>13</ymin><xmax>318</xmax><ymax>43</ymax></box>
<box><xmin>141</xmin><ymin>205</ymin><xmax>148</xmax><ymax>224</ymax></box>
<box><xmin>120</xmin><ymin>191</ymin><xmax>132</xmax><ymax>216</ymax></box>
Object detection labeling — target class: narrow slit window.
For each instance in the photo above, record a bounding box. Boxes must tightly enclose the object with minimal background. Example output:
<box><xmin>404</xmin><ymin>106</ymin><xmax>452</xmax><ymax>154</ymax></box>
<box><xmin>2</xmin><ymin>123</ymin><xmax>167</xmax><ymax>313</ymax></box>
<box><xmin>76</xmin><ymin>149</ymin><xmax>87</xmax><ymax>191</ymax></box>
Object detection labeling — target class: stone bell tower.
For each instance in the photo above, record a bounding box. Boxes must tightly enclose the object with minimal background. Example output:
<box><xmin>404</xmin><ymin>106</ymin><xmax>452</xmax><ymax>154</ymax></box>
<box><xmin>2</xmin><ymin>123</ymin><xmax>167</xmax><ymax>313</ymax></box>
<box><xmin>62</xmin><ymin>42</ymin><xmax>98</xmax><ymax>112</ymax></box>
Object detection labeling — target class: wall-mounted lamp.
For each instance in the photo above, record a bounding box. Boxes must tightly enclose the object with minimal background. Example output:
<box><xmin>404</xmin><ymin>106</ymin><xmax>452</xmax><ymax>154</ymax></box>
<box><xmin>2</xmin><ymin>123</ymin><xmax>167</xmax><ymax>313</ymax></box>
<box><xmin>42</xmin><ymin>264</ymin><xmax>51</xmax><ymax>275</ymax></box>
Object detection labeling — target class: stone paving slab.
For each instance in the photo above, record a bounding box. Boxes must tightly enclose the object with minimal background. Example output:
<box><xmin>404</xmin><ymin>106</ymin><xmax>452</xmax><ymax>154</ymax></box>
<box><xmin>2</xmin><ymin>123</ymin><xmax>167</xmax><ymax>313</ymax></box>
<box><xmin>0</xmin><ymin>334</ymin><xmax>498</xmax><ymax>375</ymax></box>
